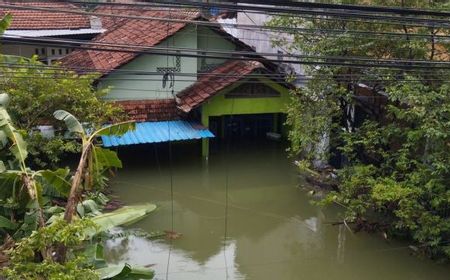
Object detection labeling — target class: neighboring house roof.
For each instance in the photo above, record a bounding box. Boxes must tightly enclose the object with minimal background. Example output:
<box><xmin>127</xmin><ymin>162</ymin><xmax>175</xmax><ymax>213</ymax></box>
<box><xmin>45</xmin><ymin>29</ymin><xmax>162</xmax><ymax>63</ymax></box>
<box><xmin>3</xmin><ymin>28</ymin><xmax>105</xmax><ymax>37</ymax></box>
<box><xmin>177</xmin><ymin>60</ymin><xmax>265</xmax><ymax>113</ymax></box>
<box><xmin>60</xmin><ymin>7</ymin><xmax>202</xmax><ymax>75</ymax></box>
<box><xmin>116</xmin><ymin>99</ymin><xmax>180</xmax><ymax>122</ymax></box>
<box><xmin>0</xmin><ymin>1</ymin><xmax>91</xmax><ymax>30</ymax></box>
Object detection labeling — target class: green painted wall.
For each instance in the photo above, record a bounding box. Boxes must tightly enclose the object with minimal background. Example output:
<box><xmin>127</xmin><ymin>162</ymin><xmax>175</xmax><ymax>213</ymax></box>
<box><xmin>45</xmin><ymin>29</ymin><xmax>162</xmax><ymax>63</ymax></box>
<box><xmin>201</xmin><ymin>78</ymin><xmax>290</xmax><ymax>117</ymax></box>
<box><xmin>197</xmin><ymin>26</ymin><xmax>236</xmax><ymax>71</ymax></box>
<box><xmin>100</xmin><ymin>25</ymin><xmax>198</xmax><ymax>101</ymax></box>
<box><xmin>200</xmin><ymin>79</ymin><xmax>290</xmax><ymax>157</ymax></box>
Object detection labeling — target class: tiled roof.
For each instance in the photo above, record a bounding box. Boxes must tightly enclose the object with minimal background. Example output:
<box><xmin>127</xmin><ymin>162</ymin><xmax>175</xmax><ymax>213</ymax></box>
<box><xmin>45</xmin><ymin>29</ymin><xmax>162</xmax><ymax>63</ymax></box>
<box><xmin>0</xmin><ymin>1</ymin><xmax>91</xmax><ymax>30</ymax></box>
<box><xmin>177</xmin><ymin>60</ymin><xmax>265</xmax><ymax>113</ymax></box>
<box><xmin>116</xmin><ymin>99</ymin><xmax>180</xmax><ymax>122</ymax></box>
<box><xmin>60</xmin><ymin>7</ymin><xmax>201</xmax><ymax>75</ymax></box>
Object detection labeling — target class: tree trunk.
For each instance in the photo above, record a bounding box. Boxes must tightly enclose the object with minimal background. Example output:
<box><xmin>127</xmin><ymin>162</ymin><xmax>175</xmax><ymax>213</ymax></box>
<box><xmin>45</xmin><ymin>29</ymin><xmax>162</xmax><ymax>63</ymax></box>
<box><xmin>56</xmin><ymin>143</ymin><xmax>92</xmax><ymax>263</ymax></box>
<box><xmin>63</xmin><ymin>143</ymin><xmax>92</xmax><ymax>223</ymax></box>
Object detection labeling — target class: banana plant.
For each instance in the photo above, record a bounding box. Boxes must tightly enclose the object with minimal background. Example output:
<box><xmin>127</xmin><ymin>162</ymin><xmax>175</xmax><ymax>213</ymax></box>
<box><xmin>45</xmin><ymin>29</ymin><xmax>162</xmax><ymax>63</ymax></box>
<box><xmin>0</xmin><ymin>94</ymin><xmax>71</xmax><ymax>235</ymax></box>
<box><xmin>53</xmin><ymin>110</ymin><xmax>134</xmax><ymax>224</ymax></box>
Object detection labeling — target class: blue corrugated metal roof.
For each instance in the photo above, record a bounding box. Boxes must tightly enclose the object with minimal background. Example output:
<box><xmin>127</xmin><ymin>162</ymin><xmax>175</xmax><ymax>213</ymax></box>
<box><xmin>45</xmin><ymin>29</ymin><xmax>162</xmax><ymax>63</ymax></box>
<box><xmin>101</xmin><ymin>120</ymin><xmax>214</xmax><ymax>147</ymax></box>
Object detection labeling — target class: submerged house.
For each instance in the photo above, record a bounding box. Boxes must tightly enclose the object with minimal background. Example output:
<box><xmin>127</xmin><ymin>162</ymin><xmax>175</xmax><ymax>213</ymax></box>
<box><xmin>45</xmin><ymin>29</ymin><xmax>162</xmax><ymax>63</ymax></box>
<box><xmin>58</xmin><ymin>6</ymin><xmax>292</xmax><ymax>157</ymax></box>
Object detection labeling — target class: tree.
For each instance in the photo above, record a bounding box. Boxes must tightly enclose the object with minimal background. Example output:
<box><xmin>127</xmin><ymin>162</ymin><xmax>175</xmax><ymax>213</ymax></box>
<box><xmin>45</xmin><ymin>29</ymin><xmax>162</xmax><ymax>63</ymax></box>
<box><xmin>269</xmin><ymin>0</ymin><xmax>450</xmax><ymax>259</ymax></box>
<box><xmin>0</xmin><ymin>55</ymin><xmax>123</xmax><ymax>168</ymax></box>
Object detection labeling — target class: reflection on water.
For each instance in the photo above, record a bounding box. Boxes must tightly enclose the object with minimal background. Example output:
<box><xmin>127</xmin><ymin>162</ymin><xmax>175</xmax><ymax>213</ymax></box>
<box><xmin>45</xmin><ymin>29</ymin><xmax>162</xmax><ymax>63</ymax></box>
<box><xmin>106</xmin><ymin>140</ymin><xmax>450</xmax><ymax>280</ymax></box>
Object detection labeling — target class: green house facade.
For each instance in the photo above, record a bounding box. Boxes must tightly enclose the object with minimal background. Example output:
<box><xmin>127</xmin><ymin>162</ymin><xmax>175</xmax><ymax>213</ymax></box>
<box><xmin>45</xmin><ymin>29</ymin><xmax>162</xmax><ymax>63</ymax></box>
<box><xmin>60</xmin><ymin>7</ymin><xmax>292</xmax><ymax>157</ymax></box>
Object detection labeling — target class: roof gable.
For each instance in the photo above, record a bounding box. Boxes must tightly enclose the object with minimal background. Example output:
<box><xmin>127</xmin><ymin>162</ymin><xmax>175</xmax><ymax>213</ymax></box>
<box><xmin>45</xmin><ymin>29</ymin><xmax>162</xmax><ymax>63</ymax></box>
<box><xmin>60</xmin><ymin>7</ymin><xmax>201</xmax><ymax>75</ymax></box>
<box><xmin>176</xmin><ymin>60</ymin><xmax>266</xmax><ymax>113</ymax></box>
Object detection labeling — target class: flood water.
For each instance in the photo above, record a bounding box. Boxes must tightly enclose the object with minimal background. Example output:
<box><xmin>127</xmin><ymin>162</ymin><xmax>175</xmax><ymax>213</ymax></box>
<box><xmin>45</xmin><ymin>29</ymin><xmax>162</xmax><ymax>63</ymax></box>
<box><xmin>105</xmin><ymin>140</ymin><xmax>450</xmax><ymax>280</ymax></box>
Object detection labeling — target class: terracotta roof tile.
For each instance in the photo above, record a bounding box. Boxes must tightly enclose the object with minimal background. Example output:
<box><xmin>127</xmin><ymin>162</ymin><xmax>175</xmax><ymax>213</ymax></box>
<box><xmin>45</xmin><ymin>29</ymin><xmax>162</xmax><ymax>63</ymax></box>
<box><xmin>116</xmin><ymin>99</ymin><xmax>179</xmax><ymax>122</ymax></box>
<box><xmin>60</xmin><ymin>6</ymin><xmax>201</xmax><ymax>74</ymax></box>
<box><xmin>176</xmin><ymin>60</ymin><xmax>265</xmax><ymax>113</ymax></box>
<box><xmin>0</xmin><ymin>1</ymin><xmax>91</xmax><ymax>30</ymax></box>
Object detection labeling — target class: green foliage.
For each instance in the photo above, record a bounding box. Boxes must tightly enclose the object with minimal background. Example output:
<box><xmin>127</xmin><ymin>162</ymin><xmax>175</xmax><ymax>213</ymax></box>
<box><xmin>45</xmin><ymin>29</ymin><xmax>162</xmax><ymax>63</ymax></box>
<box><xmin>0</xmin><ymin>55</ymin><xmax>123</xmax><ymax>168</ymax></box>
<box><xmin>26</xmin><ymin>134</ymin><xmax>79</xmax><ymax>169</ymax></box>
<box><xmin>270</xmin><ymin>0</ymin><xmax>450</xmax><ymax>260</ymax></box>
<box><xmin>2</xmin><ymin>218</ymin><xmax>99</xmax><ymax>280</ymax></box>
<box><xmin>2</xmin><ymin>209</ymin><xmax>157</xmax><ymax>280</ymax></box>
<box><xmin>0</xmin><ymin>14</ymin><xmax>11</xmax><ymax>34</ymax></box>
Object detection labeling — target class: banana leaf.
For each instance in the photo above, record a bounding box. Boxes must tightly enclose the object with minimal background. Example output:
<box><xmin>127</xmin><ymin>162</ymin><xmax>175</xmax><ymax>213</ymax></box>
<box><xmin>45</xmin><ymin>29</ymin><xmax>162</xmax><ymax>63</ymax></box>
<box><xmin>38</xmin><ymin>168</ymin><xmax>71</xmax><ymax>198</ymax></box>
<box><xmin>87</xmin><ymin>203</ymin><xmax>157</xmax><ymax>236</ymax></box>
<box><xmin>53</xmin><ymin>110</ymin><xmax>84</xmax><ymax>135</ymax></box>
<box><xmin>96</xmin><ymin>263</ymin><xmax>154</xmax><ymax>279</ymax></box>
<box><xmin>92</xmin><ymin>121</ymin><xmax>135</xmax><ymax>138</ymax></box>
<box><xmin>94</xmin><ymin>147</ymin><xmax>122</xmax><ymax>169</ymax></box>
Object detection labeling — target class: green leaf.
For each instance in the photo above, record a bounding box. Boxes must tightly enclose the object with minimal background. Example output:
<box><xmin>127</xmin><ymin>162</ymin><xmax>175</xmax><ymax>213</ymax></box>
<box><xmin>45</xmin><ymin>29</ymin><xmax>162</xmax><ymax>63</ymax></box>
<box><xmin>13</xmin><ymin>210</ymin><xmax>39</xmax><ymax>239</ymax></box>
<box><xmin>0</xmin><ymin>106</ymin><xmax>28</xmax><ymax>164</ymax></box>
<box><xmin>0</xmin><ymin>161</ymin><xmax>5</xmax><ymax>173</ymax></box>
<box><xmin>94</xmin><ymin>147</ymin><xmax>122</xmax><ymax>169</ymax></box>
<box><xmin>92</xmin><ymin>121</ymin><xmax>135</xmax><ymax>138</ymax></box>
<box><xmin>53</xmin><ymin>110</ymin><xmax>84</xmax><ymax>135</ymax></box>
<box><xmin>37</xmin><ymin>168</ymin><xmax>71</xmax><ymax>198</ymax></box>
<box><xmin>79</xmin><ymin>199</ymin><xmax>101</xmax><ymax>216</ymax></box>
<box><xmin>89</xmin><ymin>203</ymin><xmax>157</xmax><ymax>235</ymax></box>
<box><xmin>96</xmin><ymin>263</ymin><xmax>154</xmax><ymax>280</ymax></box>
<box><xmin>82</xmin><ymin>243</ymin><xmax>106</xmax><ymax>268</ymax></box>
<box><xmin>0</xmin><ymin>14</ymin><xmax>11</xmax><ymax>33</ymax></box>
<box><xmin>0</xmin><ymin>215</ymin><xmax>17</xmax><ymax>230</ymax></box>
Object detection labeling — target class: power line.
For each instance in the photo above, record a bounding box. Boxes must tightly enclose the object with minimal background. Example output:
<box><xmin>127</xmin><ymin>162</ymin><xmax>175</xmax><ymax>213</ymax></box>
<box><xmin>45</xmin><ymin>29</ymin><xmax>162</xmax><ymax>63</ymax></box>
<box><xmin>3</xmin><ymin>36</ymin><xmax>450</xmax><ymax>70</ymax></box>
<box><xmin>67</xmin><ymin>0</ymin><xmax>450</xmax><ymax>27</ymax></box>
<box><xmin>1</xmin><ymin>62</ymin><xmax>449</xmax><ymax>80</ymax></box>
<box><xmin>130</xmin><ymin>0</ymin><xmax>450</xmax><ymax>17</ymax></box>
<box><xmin>2</xmin><ymin>2</ymin><xmax>450</xmax><ymax>32</ymax></box>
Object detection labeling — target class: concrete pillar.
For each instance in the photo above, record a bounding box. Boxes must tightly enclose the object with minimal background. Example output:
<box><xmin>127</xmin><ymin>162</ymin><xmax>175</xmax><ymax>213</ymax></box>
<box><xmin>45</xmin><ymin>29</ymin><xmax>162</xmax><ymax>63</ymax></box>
<box><xmin>201</xmin><ymin>111</ymin><xmax>209</xmax><ymax>158</ymax></box>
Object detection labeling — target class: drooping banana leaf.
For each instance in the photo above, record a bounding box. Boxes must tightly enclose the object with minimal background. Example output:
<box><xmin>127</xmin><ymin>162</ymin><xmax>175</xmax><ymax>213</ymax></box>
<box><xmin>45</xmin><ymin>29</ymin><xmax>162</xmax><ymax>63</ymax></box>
<box><xmin>89</xmin><ymin>203</ymin><xmax>157</xmax><ymax>235</ymax></box>
<box><xmin>91</xmin><ymin>121</ymin><xmax>135</xmax><ymax>138</ymax></box>
<box><xmin>96</xmin><ymin>263</ymin><xmax>154</xmax><ymax>280</ymax></box>
<box><xmin>53</xmin><ymin>110</ymin><xmax>84</xmax><ymax>135</ymax></box>
<box><xmin>93</xmin><ymin>147</ymin><xmax>122</xmax><ymax>170</ymax></box>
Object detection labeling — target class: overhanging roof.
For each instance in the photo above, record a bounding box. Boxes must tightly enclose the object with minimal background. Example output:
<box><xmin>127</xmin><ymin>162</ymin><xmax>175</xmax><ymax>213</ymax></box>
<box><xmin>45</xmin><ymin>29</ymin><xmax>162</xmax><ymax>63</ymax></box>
<box><xmin>3</xmin><ymin>29</ymin><xmax>105</xmax><ymax>37</ymax></box>
<box><xmin>101</xmin><ymin>120</ymin><xmax>214</xmax><ymax>147</ymax></box>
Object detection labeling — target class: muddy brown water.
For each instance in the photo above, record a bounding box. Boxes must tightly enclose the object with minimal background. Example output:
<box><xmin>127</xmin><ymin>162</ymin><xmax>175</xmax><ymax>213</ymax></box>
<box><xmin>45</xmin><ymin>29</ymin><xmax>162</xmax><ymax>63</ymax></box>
<box><xmin>105</xmin><ymin>140</ymin><xmax>450</xmax><ymax>280</ymax></box>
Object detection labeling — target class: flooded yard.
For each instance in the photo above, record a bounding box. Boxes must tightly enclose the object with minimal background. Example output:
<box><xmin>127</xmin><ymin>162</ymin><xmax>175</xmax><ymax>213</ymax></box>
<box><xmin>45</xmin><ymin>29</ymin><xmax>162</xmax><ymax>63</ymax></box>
<box><xmin>105</xmin><ymin>140</ymin><xmax>450</xmax><ymax>280</ymax></box>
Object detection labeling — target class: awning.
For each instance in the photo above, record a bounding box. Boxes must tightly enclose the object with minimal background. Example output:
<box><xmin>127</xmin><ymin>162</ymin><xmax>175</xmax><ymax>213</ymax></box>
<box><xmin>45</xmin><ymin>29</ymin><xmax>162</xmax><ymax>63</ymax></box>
<box><xmin>101</xmin><ymin>120</ymin><xmax>214</xmax><ymax>147</ymax></box>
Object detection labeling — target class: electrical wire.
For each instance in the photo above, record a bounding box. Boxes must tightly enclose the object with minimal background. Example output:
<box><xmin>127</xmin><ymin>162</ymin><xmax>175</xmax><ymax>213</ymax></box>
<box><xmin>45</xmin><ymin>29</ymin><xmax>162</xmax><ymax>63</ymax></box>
<box><xmin>3</xmin><ymin>37</ymin><xmax>450</xmax><ymax>70</ymax></box>
<box><xmin>67</xmin><ymin>0</ymin><xmax>450</xmax><ymax>27</ymax></box>
<box><xmin>2</xmin><ymin>2</ymin><xmax>450</xmax><ymax>31</ymax></box>
<box><xmin>74</xmin><ymin>0</ymin><xmax>450</xmax><ymax>17</ymax></box>
<box><xmin>5</xmin><ymin>34</ymin><xmax>450</xmax><ymax>65</ymax></box>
